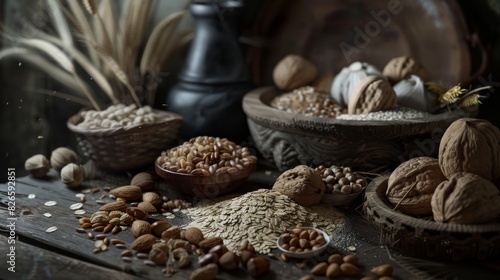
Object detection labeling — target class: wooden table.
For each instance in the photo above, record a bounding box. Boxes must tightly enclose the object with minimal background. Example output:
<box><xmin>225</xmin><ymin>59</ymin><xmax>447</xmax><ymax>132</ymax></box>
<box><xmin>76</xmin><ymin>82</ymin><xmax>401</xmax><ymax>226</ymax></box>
<box><xmin>1</xmin><ymin>167</ymin><xmax>499</xmax><ymax>280</ymax></box>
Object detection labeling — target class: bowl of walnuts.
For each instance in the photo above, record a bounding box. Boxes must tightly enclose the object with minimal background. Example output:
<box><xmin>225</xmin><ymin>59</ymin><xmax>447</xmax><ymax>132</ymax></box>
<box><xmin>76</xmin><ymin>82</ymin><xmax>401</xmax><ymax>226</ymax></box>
<box><xmin>155</xmin><ymin>136</ymin><xmax>257</xmax><ymax>197</ymax></box>
<box><xmin>277</xmin><ymin>227</ymin><xmax>330</xmax><ymax>259</ymax></box>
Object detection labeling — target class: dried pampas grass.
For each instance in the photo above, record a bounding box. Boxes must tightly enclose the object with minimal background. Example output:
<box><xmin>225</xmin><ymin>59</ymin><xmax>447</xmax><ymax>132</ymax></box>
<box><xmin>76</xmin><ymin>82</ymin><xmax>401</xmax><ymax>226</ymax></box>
<box><xmin>1</xmin><ymin>0</ymin><xmax>192</xmax><ymax>110</ymax></box>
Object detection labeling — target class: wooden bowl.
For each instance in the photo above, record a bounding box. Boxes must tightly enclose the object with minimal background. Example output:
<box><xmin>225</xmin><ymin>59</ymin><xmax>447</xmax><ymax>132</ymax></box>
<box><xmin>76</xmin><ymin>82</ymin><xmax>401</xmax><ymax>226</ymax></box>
<box><xmin>243</xmin><ymin>87</ymin><xmax>473</xmax><ymax>171</ymax></box>
<box><xmin>363</xmin><ymin>176</ymin><xmax>500</xmax><ymax>261</ymax></box>
<box><xmin>154</xmin><ymin>159</ymin><xmax>256</xmax><ymax>198</ymax></box>
<box><xmin>321</xmin><ymin>188</ymin><xmax>365</xmax><ymax>207</ymax></box>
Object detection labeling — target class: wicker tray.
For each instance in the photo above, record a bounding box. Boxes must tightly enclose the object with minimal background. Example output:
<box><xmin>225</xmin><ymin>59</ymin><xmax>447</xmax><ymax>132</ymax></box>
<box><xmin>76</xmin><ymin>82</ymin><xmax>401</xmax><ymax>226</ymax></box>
<box><xmin>363</xmin><ymin>176</ymin><xmax>500</xmax><ymax>261</ymax></box>
<box><xmin>67</xmin><ymin>109</ymin><xmax>182</xmax><ymax>171</ymax></box>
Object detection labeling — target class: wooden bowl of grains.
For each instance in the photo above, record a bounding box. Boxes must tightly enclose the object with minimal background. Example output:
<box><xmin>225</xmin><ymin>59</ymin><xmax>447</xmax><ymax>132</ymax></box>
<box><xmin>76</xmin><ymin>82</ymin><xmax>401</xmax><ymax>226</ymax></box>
<box><xmin>155</xmin><ymin>136</ymin><xmax>257</xmax><ymax>197</ymax></box>
<box><xmin>242</xmin><ymin>87</ymin><xmax>473</xmax><ymax>172</ymax></box>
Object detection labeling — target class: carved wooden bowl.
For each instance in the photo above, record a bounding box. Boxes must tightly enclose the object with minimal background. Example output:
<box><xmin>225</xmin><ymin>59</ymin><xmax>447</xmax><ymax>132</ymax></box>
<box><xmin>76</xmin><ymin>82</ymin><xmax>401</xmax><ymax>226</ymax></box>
<box><xmin>242</xmin><ymin>87</ymin><xmax>472</xmax><ymax>171</ymax></box>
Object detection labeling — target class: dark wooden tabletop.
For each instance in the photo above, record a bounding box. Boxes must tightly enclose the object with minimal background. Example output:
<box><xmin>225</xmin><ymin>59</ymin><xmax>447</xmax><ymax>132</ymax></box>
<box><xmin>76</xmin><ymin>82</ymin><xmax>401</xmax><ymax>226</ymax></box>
<box><xmin>1</xmin><ymin>166</ymin><xmax>499</xmax><ymax>280</ymax></box>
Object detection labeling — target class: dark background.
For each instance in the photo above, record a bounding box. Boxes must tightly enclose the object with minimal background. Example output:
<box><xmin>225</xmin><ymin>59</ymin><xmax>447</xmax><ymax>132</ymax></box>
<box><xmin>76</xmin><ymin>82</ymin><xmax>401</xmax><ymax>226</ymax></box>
<box><xmin>0</xmin><ymin>0</ymin><xmax>499</xmax><ymax>182</ymax></box>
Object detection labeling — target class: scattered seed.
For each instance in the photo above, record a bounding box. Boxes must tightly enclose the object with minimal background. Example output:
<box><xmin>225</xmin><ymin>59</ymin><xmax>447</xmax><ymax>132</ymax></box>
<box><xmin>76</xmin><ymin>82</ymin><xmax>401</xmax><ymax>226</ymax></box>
<box><xmin>120</xmin><ymin>250</ymin><xmax>132</xmax><ymax>257</ymax></box>
<box><xmin>280</xmin><ymin>253</ymin><xmax>288</xmax><ymax>262</ymax></box>
<box><xmin>44</xmin><ymin>201</ymin><xmax>57</xmax><ymax>206</ymax></box>
<box><xmin>80</xmin><ymin>196</ymin><xmax>86</xmax><ymax>203</ymax></box>
<box><xmin>162</xmin><ymin>212</ymin><xmax>175</xmax><ymax>219</ymax></box>
<box><xmin>46</xmin><ymin>226</ymin><xmax>57</xmax><ymax>233</ymax></box>
<box><xmin>82</xmin><ymin>223</ymin><xmax>92</xmax><ymax>229</ymax></box>
<box><xmin>95</xmin><ymin>234</ymin><xmax>107</xmax><ymax>240</ymax></box>
<box><xmin>76</xmin><ymin>228</ymin><xmax>86</xmax><ymax>233</ymax></box>
<box><xmin>347</xmin><ymin>246</ymin><xmax>356</xmax><ymax>252</ymax></box>
<box><xmin>28</xmin><ymin>194</ymin><xmax>36</xmax><ymax>199</ymax></box>
<box><xmin>95</xmin><ymin>240</ymin><xmax>104</xmax><ymax>248</ymax></box>
<box><xmin>100</xmin><ymin>244</ymin><xmax>108</xmax><ymax>251</ymax></box>
<box><xmin>103</xmin><ymin>237</ymin><xmax>110</xmax><ymax>246</ymax></box>
<box><xmin>76</xmin><ymin>193</ymin><xmax>85</xmax><ymax>198</ymax></box>
<box><xmin>93</xmin><ymin>248</ymin><xmax>101</xmax><ymax>254</ymax></box>
<box><xmin>111</xmin><ymin>239</ymin><xmax>125</xmax><ymax>245</ymax></box>
<box><xmin>172</xmin><ymin>208</ymin><xmax>180</xmax><ymax>213</ymax></box>
<box><xmin>120</xmin><ymin>226</ymin><xmax>128</xmax><ymax>231</ymax></box>
<box><xmin>81</xmin><ymin>189</ymin><xmax>92</xmax><ymax>194</ymax></box>
<box><xmin>95</xmin><ymin>200</ymin><xmax>107</xmax><ymax>205</ymax></box>
<box><xmin>88</xmin><ymin>232</ymin><xmax>94</xmax><ymax>239</ymax></box>
<box><xmin>144</xmin><ymin>260</ymin><xmax>156</xmax><ymax>266</ymax></box>
<box><xmin>43</xmin><ymin>213</ymin><xmax>52</xmax><ymax>217</ymax></box>
<box><xmin>103</xmin><ymin>186</ymin><xmax>111</xmax><ymax>192</ymax></box>
<box><xmin>100</xmin><ymin>193</ymin><xmax>107</xmax><ymax>199</ymax></box>
<box><xmin>268</xmin><ymin>253</ymin><xmax>277</xmax><ymax>260</ymax></box>
<box><xmin>115</xmin><ymin>243</ymin><xmax>127</xmax><ymax>249</ymax></box>
<box><xmin>91</xmin><ymin>187</ymin><xmax>100</xmax><ymax>194</ymax></box>
<box><xmin>74</xmin><ymin>210</ymin><xmax>86</xmax><ymax>215</ymax></box>
<box><xmin>136</xmin><ymin>253</ymin><xmax>149</xmax><ymax>259</ymax></box>
<box><xmin>112</xmin><ymin>225</ymin><xmax>121</xmax><ymax>234</ymax></box>
<box><xmin>122</xmin><ymin>256</ymin><xmax>132</xmax><ymax>262</ymax></box>
<box><xmin>70</xmin><ymin>203</ymin><xmax>83</xmax><ymax>210</ymax></box>
<box><xmin>103</xmin><ymin>224</ymin><xmax>113</xmax><ymax>233</ymax></box>
<box><xmin>108</xmin><ymin>194</ymin><xmax>116</xmax><ymax>199</ymax></box>
<box><xmin>92</xmin><ymin>223</ymin><xmax>105</xmax><ymax>228</ymax></box>
<box><xmin>93</xmin><ymin>226</ymin><xmax>105</xmax><ymax>232</ymax></box>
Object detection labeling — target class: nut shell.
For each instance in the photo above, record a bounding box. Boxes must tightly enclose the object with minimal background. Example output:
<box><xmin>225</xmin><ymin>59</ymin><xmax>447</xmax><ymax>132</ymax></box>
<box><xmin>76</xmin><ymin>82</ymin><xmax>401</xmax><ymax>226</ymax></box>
<box><xmin>131</xmin><ymin>171</ymin><xmax>156</xmax><ymax>191</ymax></box>
<box><xmin>60</xmin><ymin>163</ymin><xmax>84</xmax><ymax>188</ymax></box>
<box><xmin>387</xmin><ymin>157</ymin><xmax>446</xmax><ymax>216</ymax></box>
<box><xmin>439</xmin><ymin>118</ymin><xmax>500</xmax><ymax>182</ymax></box>
<box><xmin>50</xmin><ymin>147</ymin><xmax>78</xmax><ymax>171</ymax></box>
<box><xmin>272</xmin><ymin>165</ymin><xmax>325</xmax><ymax>206</ymax></box>
<box><xmin>383</xmin><ymin>56</ymin><xmax>430</xmax><ymax>83</ymax></box>
<box><xmin>347</xmin><ymin>76</ymin><xmax>397</xmax><ymax>114</ymax></box>
<box><xmin>273</xmin><ymin>55</ymin><xmax>318</xmax><ymax>91</ymax></box>
<box><xmin>431</xmin><ymin>172</ymin><xmax>500</xmax><ymax>224</ymax></box>
<box><xmin>25</xmin><ymin>154</ymin><xmax>51</xmax><ymax>178</ymax></box>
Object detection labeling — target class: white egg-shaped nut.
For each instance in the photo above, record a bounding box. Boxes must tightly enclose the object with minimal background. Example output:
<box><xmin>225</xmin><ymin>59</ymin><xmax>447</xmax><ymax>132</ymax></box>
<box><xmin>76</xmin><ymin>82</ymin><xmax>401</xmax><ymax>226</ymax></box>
<box><xmin>60</xmin><ymin>163</ymin><xmax>85</xmax><ymax>188</ymax></box>
<box><xmin>25</xmin><ymin>154</ymin><xmax>51</xmax><ymax>178</ymax></box>
<box><xmin>50</xmin><ymin>147</ymin><xmax>78</xmax><ymax>171</ymax></box>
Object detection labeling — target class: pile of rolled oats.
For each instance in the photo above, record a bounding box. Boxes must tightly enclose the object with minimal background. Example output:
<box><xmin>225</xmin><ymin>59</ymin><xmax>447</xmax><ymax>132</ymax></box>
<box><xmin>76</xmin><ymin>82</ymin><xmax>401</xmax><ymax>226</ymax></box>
<box><xmin>77</xmin><ymin>104</ymin><xmax>157</xmax><ymax>128</ymax></box>
<box><xmin>186</xmin><ymin>189</ymin><xmax>344</xmax><ymax>254</ymax></box>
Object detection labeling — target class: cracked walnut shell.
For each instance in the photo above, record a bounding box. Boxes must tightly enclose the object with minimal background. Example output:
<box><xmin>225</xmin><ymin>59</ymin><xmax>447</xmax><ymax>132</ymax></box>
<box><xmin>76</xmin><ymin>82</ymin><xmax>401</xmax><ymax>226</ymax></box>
<box><xmin>273</xmin><ymin>55</ymin><xmax>318</xmax><ymax>91</ymax></box>
<box><xmin>439</xmin><ymin>118</ymin><xmax>500</xmax><ymax>182</ymax></box>
<box><xmin>348</xmin><ymin>76</ymin><xmax>397</xmax><ymax>114</ymax></box>
<box><xmin>431</xmin><ymin>172</ymin><xmax>500</xmax><ymax>224</ymax></box>
<box><xmin>387</xmin><ymin>157</ymin><xmax>446</xmax><ymax>216</ymax></box>
<box><xmin>272</xmin><ymin>165</ymin><xmax>325</xmax><ymax>206</ymax></box>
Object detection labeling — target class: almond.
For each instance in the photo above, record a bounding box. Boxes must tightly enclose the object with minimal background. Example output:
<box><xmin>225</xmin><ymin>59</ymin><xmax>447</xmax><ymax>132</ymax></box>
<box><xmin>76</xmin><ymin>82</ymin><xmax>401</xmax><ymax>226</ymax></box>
<box><xmin>198</xmin><ymin>237</ymin><xmax>223</xmax><ymax>251</ymax></box>
<box><xmin>340</xmin><ymin>263</ymin><xmax>360</xmax><ymax>276</ymax></box>
<box><xmin>151</xmin><ymin>221</ymin><xmax>171</xmax><ymax>237</ymax></box>
<box><xmin>311</xmin><ymin>262</ymin><xmax>328</xmax><ymax>276</ymax></box>
<box><xmin>218</xmin><ymin>251</ymin><xmax>239</xmax><ymax>270</ymax></box>
<box><xmin>130</xmin><ymin>234</ymin><xmax>156</xmax><ymax>251</ymax></box>
<box><xmin>126</xmin><ymin>206</ymin><xmax>148</xmax><ymax>220</ymax></box>
<box><xmin>131</xmin><ymin>220</ymin><xmax>151</xmax><ymax>237</ymax></box>
<box><xmin>99</xmin><ymin>201</ymin><xmax>127</xmax><ymax>212</ymax></box>
<box><xmin>109</xmin><ymin>185</ymin><xmax>142</xmax><ymax>201</ymax></box>
<box><xmin>326</xmin><ymin>263</ymin><xmax>341</xmax><ymax>277</ymax></box>
<box><xmin>185</xmin><ymin>227</ymin><xmax>204</xmax><ymax>245</ymax></box>
<box><xmin>137</xmin><ymin>201</ymin><xmax>157</xmax><ymax>213</ymax></box>
<box><xmin>189</xmin><ymin>263</ymin><xmax>218</xmax><ymax>280</ymax></box>
<box><xmin>131</xmin><ymin>172</ymin><xmax>156</xmax><ymax>191</ymax></box>
<box><xmin>161</xmin><ymin>226</ymin><xmax>181</xmax><ymax>241</ymax></box>
<box><xmin>142</xmin><ymin>192</ymin><xmax>162</xmax><ymax>207</ymax></box>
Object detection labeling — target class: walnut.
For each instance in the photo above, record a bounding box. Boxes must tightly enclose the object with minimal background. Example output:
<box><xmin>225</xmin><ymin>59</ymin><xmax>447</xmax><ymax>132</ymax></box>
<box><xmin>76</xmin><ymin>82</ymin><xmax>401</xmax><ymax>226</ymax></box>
<box><xmin>383</xmin><ymin>56</ymin><xmax>430</xmax><ymax>84</ymax></box>
<box><xmin>273</xmin><ymin>55</ymin><xmax>318</xmax><ymax>91</ymax></box>
<box><xmin>348</xmin><ymin>76</ymin><xmax>397</xmax><ymax>114</ymax></box>
<box><xmin>272</xmin><ymin>165</ymin><xmax>325</xmax><ymax>206</ymax></box>
<box><xmin>431</xmin><ymin>172</ymin><xmax>500</xmax><ymax>224</ymax></box>
<box><xmin>439</xmin><ymin>118</ymin><xmax>500</xmax><ymax>182</ymax></box>
<box><xmin>386</xmin><ymin>157</ymin><xmax>446</xmax><ymax>216</ymax></box>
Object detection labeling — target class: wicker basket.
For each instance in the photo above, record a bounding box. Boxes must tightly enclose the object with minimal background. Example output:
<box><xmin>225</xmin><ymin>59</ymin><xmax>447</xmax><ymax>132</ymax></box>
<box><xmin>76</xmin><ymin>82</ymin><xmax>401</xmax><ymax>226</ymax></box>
<box><xmin>363</xmin><ymin>176</ymin><xmax>500</xmax><ymax>261</ymax></box>
<box><xmin>67</xmin><ymin>109</ymin><xmax>182</xmax><ymax>171</ymax></box>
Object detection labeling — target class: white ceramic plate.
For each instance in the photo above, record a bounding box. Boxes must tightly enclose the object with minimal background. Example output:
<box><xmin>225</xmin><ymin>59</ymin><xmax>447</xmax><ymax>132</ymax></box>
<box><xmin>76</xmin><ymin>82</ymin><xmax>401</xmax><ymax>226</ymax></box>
<box><xmin>276</xmin><ymin>227</ymin><xmax>330</xmax><ymax>259</ymax></box>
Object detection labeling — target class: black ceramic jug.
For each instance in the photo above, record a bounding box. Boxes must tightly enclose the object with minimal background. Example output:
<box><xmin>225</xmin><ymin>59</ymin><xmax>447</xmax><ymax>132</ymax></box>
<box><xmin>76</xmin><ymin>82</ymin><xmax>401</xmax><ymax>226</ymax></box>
<box><xmin>166</xmin><ymin>0</ymin><xmax>253</xmax><ymax>143</ymax></box>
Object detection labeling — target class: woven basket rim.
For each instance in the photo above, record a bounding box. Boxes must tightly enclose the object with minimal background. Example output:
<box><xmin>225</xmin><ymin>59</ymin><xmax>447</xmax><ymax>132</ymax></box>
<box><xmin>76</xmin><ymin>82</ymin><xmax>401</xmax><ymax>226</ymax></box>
<box><xmin>67</xmin><ymin>108</ymin><xmax>182</xmax><ymax>136</ymax></box>
<box><xmin>365</xmin><ymin>176</ymin><xmax>500</xmax><ymax>233</ymax></box>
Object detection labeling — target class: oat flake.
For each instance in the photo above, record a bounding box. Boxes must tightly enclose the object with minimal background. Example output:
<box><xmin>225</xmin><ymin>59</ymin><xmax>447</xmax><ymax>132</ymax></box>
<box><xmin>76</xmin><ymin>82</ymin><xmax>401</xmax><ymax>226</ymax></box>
<box><xmin>28</xmin><ymin>194</ymin><xmax>36</xmax><ymax>199</ymax></box>
<box><xmin>46</xmin><ymin>226</ymin><xmax>57</xmax><ymax>233</ymax></box>
<box><xmin>70</xmin><ymin>203</ymin><xmax>83</xmax><ymax>210</ymax></box>
<box><xmin>44</xmin><ymin>201</ymin><xmax>57</xmax><ymax>206</ymax></box>
<box><xmin>43</xmin><ymin>213</ymin><xmax>52</xmax><ymax>217</ymax></box>
<box><xmin>75</xmin><ymin>193</ymin><xmax>85</xmax><ymax>198</ymax></box>
<box><xmin>74</xmin><ymin>209</ymin><xmax>86</xmax><ymax>215</ymax></box>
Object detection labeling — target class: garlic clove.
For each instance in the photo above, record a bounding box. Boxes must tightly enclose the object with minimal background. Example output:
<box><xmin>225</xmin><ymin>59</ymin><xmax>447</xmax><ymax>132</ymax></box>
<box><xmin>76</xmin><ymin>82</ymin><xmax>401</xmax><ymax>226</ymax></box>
<box><xmin>331</xmin><ymin>62</ymin><xmax>383</xmax><ymax>107</ymax></box>
<box><xmin>393</xmin><ymin>75</ymin><xmax>440</xmax><ymax>113</ymax></box>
